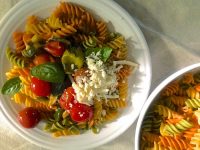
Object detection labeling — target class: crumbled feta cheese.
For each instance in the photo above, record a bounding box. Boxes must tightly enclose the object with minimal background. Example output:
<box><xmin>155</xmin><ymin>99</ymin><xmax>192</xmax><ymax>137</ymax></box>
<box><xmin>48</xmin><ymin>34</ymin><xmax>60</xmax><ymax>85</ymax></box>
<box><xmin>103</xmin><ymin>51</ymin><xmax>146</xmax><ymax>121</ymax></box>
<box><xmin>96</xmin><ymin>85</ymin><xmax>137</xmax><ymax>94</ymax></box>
<box><xmin>72</xmin><ymin>52</ymin><xmax>119</xmax><ymax>105</ymax></box>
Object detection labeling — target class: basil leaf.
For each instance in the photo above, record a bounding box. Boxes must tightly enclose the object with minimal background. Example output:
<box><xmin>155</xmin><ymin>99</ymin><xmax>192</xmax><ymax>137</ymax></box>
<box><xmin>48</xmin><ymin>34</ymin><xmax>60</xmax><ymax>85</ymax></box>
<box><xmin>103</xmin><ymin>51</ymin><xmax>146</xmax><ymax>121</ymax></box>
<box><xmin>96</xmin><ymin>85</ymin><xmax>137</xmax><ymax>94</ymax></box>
<box><xmin>85</xmin><ymin>47</ymin><xmax>112</xmax><ymax>62</ymax></box>
<box><xmin>1</xmin><ymin>77</ymin><xmax>21</xmax><ymax>95</ymax></box>
<box><xmin>31</xmin><ymin>62</ymin><xmax>65</xmax><ymax>83</ymax></box>
<box><xmin>51</xmin><ymin>76</ymin><xmax>71</xmax><ymax>96</ymax></box>
<box><xmin>101</xmin><ymin>47</ymin><xmax>112</xmax><ymax>62</ymax></box>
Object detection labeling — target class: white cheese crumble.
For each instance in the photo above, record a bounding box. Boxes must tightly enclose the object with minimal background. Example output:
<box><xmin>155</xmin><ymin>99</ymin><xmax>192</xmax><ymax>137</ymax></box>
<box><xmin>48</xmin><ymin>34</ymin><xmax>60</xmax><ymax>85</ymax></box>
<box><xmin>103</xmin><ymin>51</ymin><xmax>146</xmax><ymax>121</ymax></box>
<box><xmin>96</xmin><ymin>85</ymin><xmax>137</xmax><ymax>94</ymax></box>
<box><xmin>72</xmin><ymin>53</ymin><xmax>138</xmax><ymax>105</ymax></box>
<box><xmin>72</xmin><ymin>52</ymin><xmax>118</xmax><ymax>105</ymax></box>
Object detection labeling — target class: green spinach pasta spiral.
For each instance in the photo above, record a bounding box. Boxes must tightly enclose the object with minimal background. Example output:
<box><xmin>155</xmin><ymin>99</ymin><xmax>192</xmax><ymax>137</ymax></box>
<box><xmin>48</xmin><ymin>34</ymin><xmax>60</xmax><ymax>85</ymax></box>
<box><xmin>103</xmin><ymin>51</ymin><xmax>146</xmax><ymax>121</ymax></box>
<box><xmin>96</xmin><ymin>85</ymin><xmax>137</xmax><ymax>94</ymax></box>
<box><xmin>185</xmin><ymin>98</ymin><xmax>200</xmax><ymax>109</ymax></box>
<box><xmin>6</xmin><ymin>47</ymin><xmax>28</xmax><ymax>68</ymax></box>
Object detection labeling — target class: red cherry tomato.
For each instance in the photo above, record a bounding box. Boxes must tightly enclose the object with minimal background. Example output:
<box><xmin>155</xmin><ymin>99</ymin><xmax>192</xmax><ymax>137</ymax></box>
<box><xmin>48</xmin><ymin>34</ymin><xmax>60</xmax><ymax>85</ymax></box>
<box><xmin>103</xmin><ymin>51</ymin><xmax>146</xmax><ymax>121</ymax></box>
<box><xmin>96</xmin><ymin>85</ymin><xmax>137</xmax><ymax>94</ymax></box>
<box><xmin>18</xmin><ymin>107</ymin><xmax>41</xmax><ymax>128</ymax></box>
<box><xmin>33</xmin><ymin>54</ymin><xmax>51</xmax><ymax>66</ymax></box>
<box><xmin>59</xmin><ymin>87</ymin><xmax>77</xmax><ymax>111</ymax></box>
<box><xmin>44</xmin><ymin>41</ymin><xmax>65</xmax><ymax>57</ymax></box>
<box><xmin>70</xmin><ymin>103</ymin><xmax>93</xmax><ymax>122</ymax></box>
<box><xmin>30</xmin><ymin>77</ymin><xmax>51</xmax><ymax>97</ymax></box>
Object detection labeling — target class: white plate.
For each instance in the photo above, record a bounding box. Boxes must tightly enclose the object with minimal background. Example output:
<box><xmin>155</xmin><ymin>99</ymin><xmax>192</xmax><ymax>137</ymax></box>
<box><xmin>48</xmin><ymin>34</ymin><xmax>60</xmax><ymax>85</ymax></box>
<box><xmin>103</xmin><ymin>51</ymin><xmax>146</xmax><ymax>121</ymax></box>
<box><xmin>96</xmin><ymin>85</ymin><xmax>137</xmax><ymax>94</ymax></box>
<box><xmin>0</xmin><ymin>0</ymin><xmax>151</xmax><ymax>149</ymax></box>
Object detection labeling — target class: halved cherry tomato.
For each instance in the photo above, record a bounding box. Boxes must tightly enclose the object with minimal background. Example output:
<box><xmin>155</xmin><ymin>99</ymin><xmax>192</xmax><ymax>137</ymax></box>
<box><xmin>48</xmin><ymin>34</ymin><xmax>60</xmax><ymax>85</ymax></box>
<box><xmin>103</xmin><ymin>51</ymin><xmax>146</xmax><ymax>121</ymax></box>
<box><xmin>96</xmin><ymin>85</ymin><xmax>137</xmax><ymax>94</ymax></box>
<box><xmin>30</xmin><ymin>77</ymin><xmax>51</xmax><ymax>97</ymax></box>
<box><xmin>18</xmin><ymin>107</ymin><xmax>41</xmax><ymax>128</ymax></box>
<box><xmin>44</xmin><ymin>41</ymin><xmax>65</xmax><ymax>57</ymax></box>
<box><xmin>33</xmin><ymin>54</ymin><xmax>51</xmax><ymax>66</ymax></box>
<box><xmin>70</xmin><ymin>103</ymin><xmax>93</xmax><ymax>122</ymax></box>
<box><xmin>59</xmin><ymin>87</ymin><xmax>77</xmax><ymax>111</ymax></box>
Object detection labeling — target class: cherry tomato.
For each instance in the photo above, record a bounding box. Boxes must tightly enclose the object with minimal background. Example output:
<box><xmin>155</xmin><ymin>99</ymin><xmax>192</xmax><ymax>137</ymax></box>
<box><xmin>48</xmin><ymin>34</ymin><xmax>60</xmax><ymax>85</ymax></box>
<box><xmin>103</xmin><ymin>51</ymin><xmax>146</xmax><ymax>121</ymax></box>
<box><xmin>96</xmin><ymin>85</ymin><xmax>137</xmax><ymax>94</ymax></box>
<box><xmin>44</xmin><ymin>41</ymin><xmax>65</xmax><ymax>57</ymax></box>
<box><xmin>18</xmin><ymin>107</ymin><xmax>40</xmax><ymax>128</ymax></box>
<box><xmin>33</xmin><ymin>54</ymin><xmax>51</xmax><ymax>66</ymax></box>
<box><xmin>59</xmin><ymin>87</ymin><xmax>77</xmax><ymax>111</ymax></box>
<box><xmin>31</xmin><ymin>77</ymin><xmax>51</xmax><ymax>97</ymax></box>
<box><xmin>70</xmin><ymin>103</ymin><xmax>93</xmax><ymax>122</ymax></box>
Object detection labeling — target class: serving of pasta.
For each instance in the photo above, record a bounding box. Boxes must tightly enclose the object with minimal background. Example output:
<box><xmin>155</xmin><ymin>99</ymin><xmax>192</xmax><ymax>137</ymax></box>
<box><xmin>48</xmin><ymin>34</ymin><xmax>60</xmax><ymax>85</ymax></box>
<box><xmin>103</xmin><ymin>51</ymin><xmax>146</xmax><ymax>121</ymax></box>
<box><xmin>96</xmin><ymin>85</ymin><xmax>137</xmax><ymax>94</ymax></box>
<box><xmin>1</xmin><ymin>1</ymin><xmax>138</xmax><ymax>137</ymax></box>
<box><xmin>140</xmin><ymin>71</ymin><xmax>200</xmax><ymax>150</ymax></box>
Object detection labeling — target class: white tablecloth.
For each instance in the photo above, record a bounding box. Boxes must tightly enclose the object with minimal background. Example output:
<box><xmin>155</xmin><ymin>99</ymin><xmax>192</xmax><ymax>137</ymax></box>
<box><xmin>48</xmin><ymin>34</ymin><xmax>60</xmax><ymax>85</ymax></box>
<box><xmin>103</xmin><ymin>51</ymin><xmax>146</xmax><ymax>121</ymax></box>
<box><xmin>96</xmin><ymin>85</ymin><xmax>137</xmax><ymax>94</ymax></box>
<box><xmin>0</xmin><ymin>0</ymin><xmax>200</xmax><ymax>149</ymax></box>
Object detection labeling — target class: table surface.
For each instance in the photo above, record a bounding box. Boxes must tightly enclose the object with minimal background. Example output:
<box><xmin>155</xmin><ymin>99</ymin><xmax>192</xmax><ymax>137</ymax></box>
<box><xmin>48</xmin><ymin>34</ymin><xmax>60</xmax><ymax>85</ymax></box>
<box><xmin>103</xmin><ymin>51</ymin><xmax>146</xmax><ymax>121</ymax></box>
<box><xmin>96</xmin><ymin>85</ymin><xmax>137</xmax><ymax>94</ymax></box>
<box><xmin>0</xmin><ymin>0</ymin><xmax>200</xmax><ymax>150</ymax></box>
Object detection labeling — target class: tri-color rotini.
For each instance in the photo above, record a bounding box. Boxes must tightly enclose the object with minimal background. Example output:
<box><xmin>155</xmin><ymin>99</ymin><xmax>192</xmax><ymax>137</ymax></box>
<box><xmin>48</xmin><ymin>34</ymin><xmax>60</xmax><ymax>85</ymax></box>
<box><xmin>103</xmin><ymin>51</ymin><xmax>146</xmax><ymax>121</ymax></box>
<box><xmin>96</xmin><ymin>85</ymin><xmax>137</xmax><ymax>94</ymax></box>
<box><xmin>140</xmin><ymin>71</ymin><xmax>200</xmax><ymax>150</ymax></box>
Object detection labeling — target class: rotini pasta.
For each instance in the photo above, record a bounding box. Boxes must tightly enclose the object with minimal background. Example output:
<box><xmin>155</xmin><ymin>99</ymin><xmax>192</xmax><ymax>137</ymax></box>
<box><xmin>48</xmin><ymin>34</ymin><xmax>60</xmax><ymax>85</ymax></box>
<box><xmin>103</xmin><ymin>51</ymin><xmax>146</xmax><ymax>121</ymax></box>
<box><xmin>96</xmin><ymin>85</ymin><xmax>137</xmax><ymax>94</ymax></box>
<box><xmin>104</xmin><ymin>99</ymin><xmax>127</xmax><ymax>108</ymax></box>
<box><xmin>142</xmin><ymin>132</ymin><xmax>160</xmax><ymax>143</ymax></box>
<box><xmin>52</xmin><ymin>127</ymin><xmax>80</xmax><ymax>137</ymax></box>
<box><xmin>82</xmin><ymin>36</ymin><xmax>97</xmax><ymax>49</ymax></box>
<box><xmin>185</xmin><ymin>98</ymin><xmax>200</xmax><ymax>109</ymax></box>
<box><xmin>6</xmin><ymin>47</ymin><xmax>28</xmax><ymax>68</ymax></box>
<box><xmin>168</xmin><ymin>95</ymin><xmax>186</xmax><ymax>107</ymax></box>
<box><xmin>161</xmin><ymin>119</ymin><xmax>193</xmax><ymax>136</ymax></box>
<box><xmin>5</xmin><ymin>66</ymin><xmax>30</xmax><ymax>79</ymax></box>
<box><xmin>159</xmin><ymin>136</ymin><xmax>192</xmax><ymax>150</ymax></box>
<box><xmin>190</xmin><ymin>129</ymin><xmax>200</xmax><ymax>150</ymax></box>
<box><xmin>52</xmin><ymin>23</ymin><xmax>77</xmax><ymax>37</ymax></box>
<box><xmin>20</xmin><ymin>84</ymin><xmax>38</xmax><ymax>99</ymax></box>
<box><xmin>103</xmin><ymin>109</ymin><xmax>118</xmax><ymax>121</ymax></box>
<box><xmin>117</xmin><ymin>65</ymin><xmax>133</xmax><ymax>82</ymax></box>
<box><xmin>186</xmin><ymin>87</ymin><xmax>200</xmax><ymax>99</ymax></box>
<box><xmin>46</xmin><ymin>15</ymin><xmax>63</xmax><ymax>30</ymax></box>
<box><xmin>13</xmin><ymin>93</ymin><xmax>52</xmax><ymax>111</ymax></box>
<box><xmin>52</xmin><ymin>2</ymin><xmax>85</xmax><ymax>19</ymax></box>
<box><xmin>183</xmin><ymin>127</ymin><xmax>198</xmax><ymax>140</ymax></box>
<box><xmin>13</xmin><ymin>32</ymin><xmax>26</xmax><ymax>53</ymax></box>
<box><xmin>26</xmin><ymin>22</ymin><xmax>52</xmax><ymax>39</ymax></box>
<box><xmin>154</xmin><ymin>105</ymin><xmax>183</xmax><ymax>119</ymax></box>
<box><xmin>107</xmin><ymin>35</ymin><xmax>128</xmax><ymax>60</ymax></box>
<box><xmin>118</xmin><ymin>80</ymin><xmax>128</xmax><ymax>101</ymax></box>
<box><xmin>96</xmin><ymin>21</ymin><xmax>108</xmax><ymax>42</ymax></box>
<box><xmin>181</xmin><ymin>73</ymin><xmax>195</xmax><ymax>85</ymax></box>
<box><xmin>161</xmin><ymin>81</ymin><xmax>179</xmax><ymax>96</ymax></box>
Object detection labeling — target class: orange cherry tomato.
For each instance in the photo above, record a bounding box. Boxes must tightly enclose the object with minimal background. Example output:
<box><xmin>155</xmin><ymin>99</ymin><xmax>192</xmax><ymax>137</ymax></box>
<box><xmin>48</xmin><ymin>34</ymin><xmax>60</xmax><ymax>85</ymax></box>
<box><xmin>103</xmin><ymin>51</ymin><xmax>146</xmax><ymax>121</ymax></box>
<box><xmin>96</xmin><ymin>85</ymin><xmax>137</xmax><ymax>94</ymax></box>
<box><xmin>33</xmin><ymin>54</ymin><xmax>51</xmax><ymax>66</ymax></box>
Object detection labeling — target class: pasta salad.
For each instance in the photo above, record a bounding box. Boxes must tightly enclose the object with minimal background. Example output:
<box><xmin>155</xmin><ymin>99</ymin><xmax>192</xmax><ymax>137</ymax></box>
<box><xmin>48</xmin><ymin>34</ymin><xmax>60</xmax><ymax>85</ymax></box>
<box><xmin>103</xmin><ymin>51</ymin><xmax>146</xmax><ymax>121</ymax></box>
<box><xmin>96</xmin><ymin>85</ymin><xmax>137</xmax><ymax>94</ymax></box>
<box><xmin>1</xmin><ymin>1</ymin><xmax>137</xmax><ymax>137</ymax></box>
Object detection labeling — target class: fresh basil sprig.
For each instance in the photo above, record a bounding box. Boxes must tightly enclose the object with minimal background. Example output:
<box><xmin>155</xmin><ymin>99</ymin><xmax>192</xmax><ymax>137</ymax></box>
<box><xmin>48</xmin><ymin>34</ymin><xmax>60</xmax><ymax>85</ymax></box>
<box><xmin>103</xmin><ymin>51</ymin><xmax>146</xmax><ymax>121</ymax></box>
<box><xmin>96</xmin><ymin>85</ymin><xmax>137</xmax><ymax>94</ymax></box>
<box><xmin>85</xmin><ymin>47</ymin><xmax>112</xmax><ymax>62</ymax></box>
<box><xmin>31</xmin><ymin>62</ymin><xmax>65</xmax><ymax>83</ymax></box>
<box><xmin>1</xmin><ymin>77</ymin><xmax>21</xmax><ymax>95</ymax></box>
